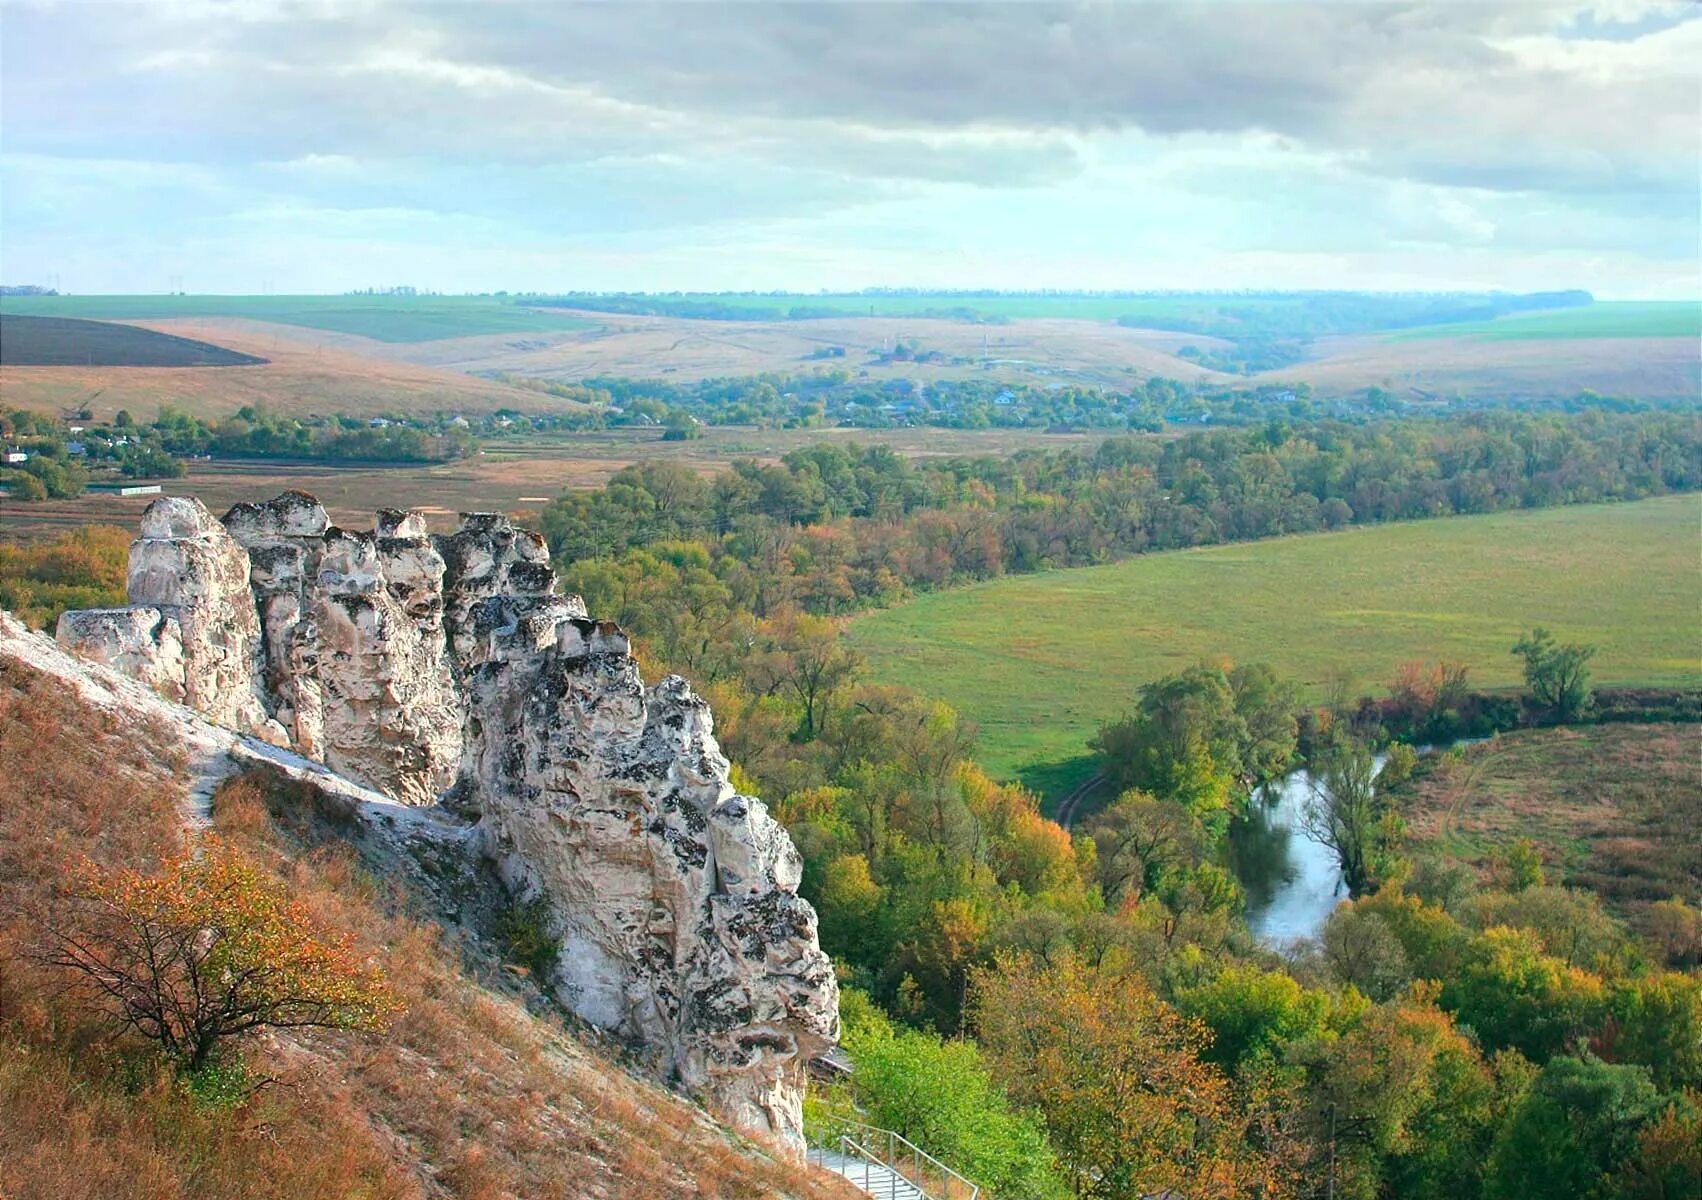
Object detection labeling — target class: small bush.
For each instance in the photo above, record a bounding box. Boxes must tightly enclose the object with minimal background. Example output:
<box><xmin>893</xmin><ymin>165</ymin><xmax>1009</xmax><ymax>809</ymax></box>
<box><xmin>494</xmin><ymin>892</ymin><xmax>560</xmax><ymax>980</ymax></box>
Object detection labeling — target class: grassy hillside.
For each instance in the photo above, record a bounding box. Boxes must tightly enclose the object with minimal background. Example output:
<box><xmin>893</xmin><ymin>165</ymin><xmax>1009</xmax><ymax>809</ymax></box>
<box><xmin>0</xmin><ymin>319</ymin><xmax>584</xmax><ymax>422</ymax></box>
<box><xmin>0</xmin><ymin>654</ymin><xmax>858</xmax><ymax>1200</ymax></box>
<box><xmin>1387</xmin><ymin>723</ymin><xmax>1701</xmax><ymax>926</ymax></box>
<box><xmin>1258</xmin><ymin>331</ymin><xmax>1700</xmax><ymax>402</ymax></box>
<box><xmin>0</xmin><ymin>295</ymin><xmax>595</xmax><ymax>343</ymax></box>
<box><xmin>6</xmin><ymin>294</ymin><xmax>1691</xmax><ymax>403</ymax></box>
<box><xmin>17</xmin><ymin>292</ymin><xmax>1672</xmax><ymax>343</ymax></box>
<box><xmin>849</xmin><ymin>495</ymin><xmax>1701</xmax><ymax>791</ymax></box>
<box><xmin>1386</xmin><ymin>301</ymin><xmax>1699</xmax><ymax>342</ymax></box>
<box><xmin>547</xmin><ymin>291</ymin><xmax>1309</xmax><ymax>323</ymax></box>
<box><xmin>539</xmin><ymin>290</ymin><xmax>1643</xmax><ymax>336</ymax></box>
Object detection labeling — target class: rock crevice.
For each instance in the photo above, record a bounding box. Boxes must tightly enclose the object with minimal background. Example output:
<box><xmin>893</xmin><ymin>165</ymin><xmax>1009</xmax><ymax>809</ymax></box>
<box><xmin>54</xmin><ymin>493</ymin><xmax>837</xmax><ymax>1148</ymax></box>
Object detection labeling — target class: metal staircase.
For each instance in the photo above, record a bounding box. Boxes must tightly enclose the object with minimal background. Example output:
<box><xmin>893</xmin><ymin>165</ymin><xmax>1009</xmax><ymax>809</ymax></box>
<box><xmin>805</xmin><ymin>1115</ymin><xmax>979</xmax><ymax>1200</ymax></box>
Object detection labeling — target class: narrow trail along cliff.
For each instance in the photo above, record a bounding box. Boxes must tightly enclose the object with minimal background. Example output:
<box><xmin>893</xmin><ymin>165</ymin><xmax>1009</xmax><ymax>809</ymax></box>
<box><xmin>48</xmin><ymin>491</ymin><xmax>839</xmax><ymax>1150</ymax></box>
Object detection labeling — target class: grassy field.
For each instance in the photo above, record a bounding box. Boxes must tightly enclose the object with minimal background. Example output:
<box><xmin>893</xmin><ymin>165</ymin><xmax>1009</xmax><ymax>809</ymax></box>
<box><xmin>1388</xmin><ymin>723</ymin><xmax>1701</xmax><ymax>922</ymax></box>
<box><xmin>849</xmin><ymin>495</ymin><xmax>1701</xmax><ymax>795</ymax></box>
<box><xmin>551</xmin><ymin>292</ymin><xmax>1308</xmax><ymax>323</ymax></box>
<box><xmin>1258</xmin><ymin>331</ymin><xmax>1699</xmax><ymax>402</ymax></box>
<box><xmin>4</xmin><ymin>294</ymin><xmax>1693</xmax><ymax>402</ymax></box>
<box><xmin>0</xmin><ymin>295</ymin><xmax>595</xmax><ymax>343</ymax></box>
<box><xmin>536</xmin><ymin>292</ymin><xmax>1700</xmax><ymax>343</ymax></box>
<box><xmin>544</xmin><ymin>293</ymin><xmax>1696</xmax><ymax>336</ymax></box>
<box><xmin>1386</xmin><ymin>301</ymin><xmax>1699</xmax><ymax>342</ymax></box>
<box><xmin>405</xmin><ymin>310</ymin><xmax>1226</xmax><ymax>386</ymax></box>
<box><xmin>14</xmin><ymin>293</ymin><xmax>1686</xmax><ymax>345</ymax></box>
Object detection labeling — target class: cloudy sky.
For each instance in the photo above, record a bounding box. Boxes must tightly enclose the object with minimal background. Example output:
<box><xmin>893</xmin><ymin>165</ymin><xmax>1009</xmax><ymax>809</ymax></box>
<box><xmin>2</xmin><ymin>0</ymin><xmax>1697</xmax><ymax>296</ymax></box>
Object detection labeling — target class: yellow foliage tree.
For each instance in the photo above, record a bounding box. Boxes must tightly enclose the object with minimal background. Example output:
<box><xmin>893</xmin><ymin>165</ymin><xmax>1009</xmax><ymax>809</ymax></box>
<box><xmin>971</xmin><ymin>951</ymin><xmax>1293</xmax><ymax>1200</ymax></box>
<box><xmin>48</xmin><ymin>841</ymin><xmax>400</xmax><ymax>1071</ymax></box>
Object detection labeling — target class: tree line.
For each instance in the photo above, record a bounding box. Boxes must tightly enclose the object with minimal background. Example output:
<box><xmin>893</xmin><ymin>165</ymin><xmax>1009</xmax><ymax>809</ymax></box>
<box><xmin>544</xmin><ymin>410</ymin><xmax>1699</xmax><ymax>622</ymax></box>
<box><xmin>0</xmin><ymin>405</ymin><xmax>473</xmax><ymax>503</ymax></box>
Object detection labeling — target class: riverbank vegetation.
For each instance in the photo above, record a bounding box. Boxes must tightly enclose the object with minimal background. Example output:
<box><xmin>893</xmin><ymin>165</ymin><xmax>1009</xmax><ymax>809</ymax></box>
<box><xmin>778</xmin><ymin>644</ymin><xmax>1699</xmax><ymax>1198</ymax></box>
<box><xmin>529</xmin><ymin>427</ymin><xmax>1697</xmax><ymax>1196</ymax></box>
<box><xmin>1387</xmin><ymin>723</ymin><xmax>1701</xmax><ymax>931</ymax></box>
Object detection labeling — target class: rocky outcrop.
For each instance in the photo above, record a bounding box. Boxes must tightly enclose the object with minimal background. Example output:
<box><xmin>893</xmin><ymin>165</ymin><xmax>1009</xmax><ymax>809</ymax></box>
<box><xmin>438</xmin><ymin>512</ymin><xmax>585</xmax><ymax>674</ymax></box>
<box><xmin>49</xmin><ymin>492</ymin><xmax>838</xmax><ymax>1150</ymax></box>
<box><xmin>223</xmin><ymin>491</ymin><xmax>333</xmax><ymax>758</ymax></box>
<box><xmin>60</xmin><ymin>496</ymin><xmax>285</xmax><ymax>744</ymax></box>
<box><xmin>450</xmin><ymin>517</ymin><xmax>837</xmax><ymax>1145</ymax></box>
<box><xmin>9</xmin><ymin>609</ymin><xmax>421</xmax><ymax>827</ymax></box>
<box><xmin>54</xmin><ymin>605</ymin><xmax>187</xmax><ymax>703</ymax></box>
<box><xmin>225</xmin><ymin>493</ymin><xmax>462</xmax><ymax>805</ymax></box>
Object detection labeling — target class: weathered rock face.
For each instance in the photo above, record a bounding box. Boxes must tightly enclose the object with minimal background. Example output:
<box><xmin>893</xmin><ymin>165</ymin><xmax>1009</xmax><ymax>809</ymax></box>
<box><xmin>448</xmin><ymin>517</ymin><xmax>837</xmax><ymax>1146</ymax></box>
<box><xmin>54</xmin><ymin>605</ymin><xmax>186</xmax><ymax>702</ymax></box>
<box><xmin>226</xmin><ymin>494</ymin><xmax>463</xmax><ymax>805</ymax></box>
<box><xmin>439</xmin><ymin>512</ymin><xmax>585</xmax><ymax>673</ymax></box>
<box><xmin>51</xmin><ymin>492</ymin><xmax>838</xmax><ymax>1149</ymax></box>
<box><xmin>61</xmin><ymin>497</ymin><xmax>286</xmax><ymax>744</ymax></box>
<box><xmin>223</xmin><ymin>490</ymin><xmax>333</xmax><ymax>758</ymax></box>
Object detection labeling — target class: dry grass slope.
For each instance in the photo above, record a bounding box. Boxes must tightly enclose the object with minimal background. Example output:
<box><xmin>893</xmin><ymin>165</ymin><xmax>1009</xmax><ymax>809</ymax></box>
<box><xmin>5</xmin><ymin>295</ymin><xmax>1694</xmax><ymax>408</ymax></box>
<box><xmin>0</xmin><ymin>657</ymin><xmax>858</xmax><ymax>1200</ymax></box>
<box><xmin>0</xmin><ymin>319</ymin><xmax>590</xmax><ymax>422</ymax></box>
<box><xmin>1259</xmin><ymin>333</ymin><xmax>1700</xmax><ymax>401</ymax></box>
<box><xmin>1392</xmin><ymin>723</ymin><xmax>1702</xmax><ymax>926</ymax></box>
<box><xmin>390</xmin><ymin>311</ymin><xmax>1233</xmax><ymax>389</ymax></box>
<box><xmin>0</xmin><ymin>314</ymin><xmax>268</xmax><ymax>367</ymax></box>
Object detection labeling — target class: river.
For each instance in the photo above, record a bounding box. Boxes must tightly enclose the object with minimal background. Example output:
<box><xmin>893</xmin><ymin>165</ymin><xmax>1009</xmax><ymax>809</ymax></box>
<box><xmin>1228</xmin><ymin>765</ymin><xmax>1351</xmax><ymax>946</ymax></box>
<box><xmin>1231</xmin><ymin>744</ymin><xmax>1481</xmax><ymax>945</ymax></box>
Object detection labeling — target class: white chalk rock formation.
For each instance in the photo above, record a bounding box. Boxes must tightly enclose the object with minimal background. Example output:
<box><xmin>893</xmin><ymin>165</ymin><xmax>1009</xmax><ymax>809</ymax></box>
<box><xmin>60</xmin><ymin>496</ymin><xmax>286</xmax><ymax>743</ymax></box>
<box><xmin>50</xmin><ymin>493</ymin><xmax>838</xmax><ymax>1150</ymax></box>
<box><xmin>438</xmin><ymin>511</ymin><xmax>585</xmax><ymax>672</ymax></box>
<box><xmin>223</xmin><ymin>490</ymin><xmax>333</xmax><ymax>757</ymax></box>
<box><xmin>54</xmin><ymin>605</ymin><xmax>186</xmax><ymax>703</ymax></box>
<box><xmin>446</xmin><ymin>515</ymin><xmax>837</xmax><ymax>1147</ymax></box>
<box><xmin>225</xmin><ymin>494</ymin><xmax>463</xmax><ymax>805</ymax></box>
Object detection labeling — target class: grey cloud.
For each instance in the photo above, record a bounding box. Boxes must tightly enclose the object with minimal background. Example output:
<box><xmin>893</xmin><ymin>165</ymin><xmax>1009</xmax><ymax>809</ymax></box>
<box><xmin>1</xmin><ymin>0</ymin><xmax>1695</xmax><ymax>199</ymax></box>
<box><xmin>422</xmin><ymin>1</ymin><xmax>1695</xmax><ymax>193</ymax></box>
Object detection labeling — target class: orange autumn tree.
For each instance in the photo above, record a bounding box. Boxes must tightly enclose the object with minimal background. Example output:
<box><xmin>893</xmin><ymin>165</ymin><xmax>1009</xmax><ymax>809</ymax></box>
<box><xmin>970</xmin><ymin>951</ymin><xmax>1293</xmax><ymax>1200</ymax></box>
<box><xmin>48</xmin><ymin>841</ymin><xmax>399</xmax><ymax>1071</ymax></box>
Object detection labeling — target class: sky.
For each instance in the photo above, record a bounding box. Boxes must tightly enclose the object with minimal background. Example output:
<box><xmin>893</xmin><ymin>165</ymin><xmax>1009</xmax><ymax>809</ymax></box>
<box><xmin>2</xmin><ymin>0</ymin><xmax>1698</xmax><ymax>298</ymax></box>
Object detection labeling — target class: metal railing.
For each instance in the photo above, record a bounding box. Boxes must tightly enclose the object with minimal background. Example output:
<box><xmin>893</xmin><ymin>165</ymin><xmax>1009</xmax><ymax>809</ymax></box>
<box><xmin>805</xmin><ymin>1114</ymin><xmax>980</xmax><ymax>1200</ymax></box>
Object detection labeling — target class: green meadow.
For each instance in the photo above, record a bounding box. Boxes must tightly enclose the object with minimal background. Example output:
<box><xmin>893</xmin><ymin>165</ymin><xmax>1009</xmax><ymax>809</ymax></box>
<box><xmin>849</xmin><ymin>495</ymin><xmax>1701</xmax><ymax>796</ymax></box>
<box><xmin>1386</xmin><ymin>300</ymin><xmax>1699</xmax><ymax>341</ymax></box>
<box><xmin>0</xmin><ymin>294</ymin><xmax>596</xmax><ymax>343</ymax></box>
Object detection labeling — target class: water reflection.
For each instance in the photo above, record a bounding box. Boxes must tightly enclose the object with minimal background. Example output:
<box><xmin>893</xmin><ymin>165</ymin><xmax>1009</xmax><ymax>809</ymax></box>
<box><xmin>1230</xmin><ymin>745</ymin><xmax>1474</xmax><ymax>946</ymax></box>
<box><xmin>1228</xmin><ymin>768</ymin><xmax>1349</xmax><ymax>947</ymax></box>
